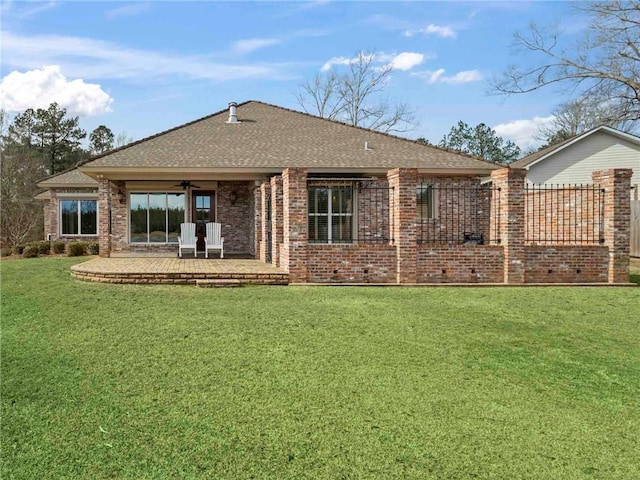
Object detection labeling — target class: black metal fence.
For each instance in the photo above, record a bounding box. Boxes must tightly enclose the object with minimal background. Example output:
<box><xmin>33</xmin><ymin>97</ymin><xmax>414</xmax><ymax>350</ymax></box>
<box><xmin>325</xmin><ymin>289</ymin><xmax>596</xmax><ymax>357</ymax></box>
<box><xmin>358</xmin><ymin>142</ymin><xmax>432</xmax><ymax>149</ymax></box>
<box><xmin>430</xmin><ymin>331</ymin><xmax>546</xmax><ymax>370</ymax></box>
<box><xmin>417</xmin><ymin>183</ymin><xmax>500</xmax><ymax>245</ymax></box>
<box><xmin>524</xmin><ymin>184</ymin><xmax>605</xmax><ymax>245</ymax></box>
<box><xmin>356</xmin><ymin>182</ymin><xmax>394</xmax><ymax>243</ymax></box>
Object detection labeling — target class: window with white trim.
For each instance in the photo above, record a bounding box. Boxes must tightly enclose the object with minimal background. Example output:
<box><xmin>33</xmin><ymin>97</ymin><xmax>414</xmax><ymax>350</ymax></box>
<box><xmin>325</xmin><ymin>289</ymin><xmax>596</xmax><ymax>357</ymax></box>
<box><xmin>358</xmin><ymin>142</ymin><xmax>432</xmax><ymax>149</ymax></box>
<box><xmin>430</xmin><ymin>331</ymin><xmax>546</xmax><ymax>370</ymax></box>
<box><xmin>60</xmin><ymin>200</ymin><xmax>98</xmax><ymax>235</ymax></box>
<box><xmin>130</xmin><ymin>192</ymin><xmax>185</xmax><ymax>243</ymax></box>
<box><xmin>308</xmin><ymin>186</ymin><xmax>354</xmax><ymax>243</ymax></box>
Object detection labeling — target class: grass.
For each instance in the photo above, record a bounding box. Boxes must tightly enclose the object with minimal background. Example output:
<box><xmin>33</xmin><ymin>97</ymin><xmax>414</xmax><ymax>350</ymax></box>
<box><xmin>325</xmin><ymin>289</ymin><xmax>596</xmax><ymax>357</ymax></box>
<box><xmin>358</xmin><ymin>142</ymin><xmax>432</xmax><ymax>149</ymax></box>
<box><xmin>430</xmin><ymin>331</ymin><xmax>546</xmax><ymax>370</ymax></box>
<box><xmin>2</xmin><ymin>258</ymin><xmax>639</xmax><ymax>479</ymax></box>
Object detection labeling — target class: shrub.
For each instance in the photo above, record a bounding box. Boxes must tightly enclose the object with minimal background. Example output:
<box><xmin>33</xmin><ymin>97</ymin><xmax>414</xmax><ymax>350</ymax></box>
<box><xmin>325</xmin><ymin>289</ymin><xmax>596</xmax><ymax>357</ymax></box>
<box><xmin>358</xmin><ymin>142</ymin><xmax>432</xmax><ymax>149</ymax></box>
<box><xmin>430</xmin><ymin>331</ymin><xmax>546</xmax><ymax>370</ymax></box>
<box><xmin>67</xmin><ymin>242</ymin><xmax>87</xmax><ymax>257</ymax></box>
<box><xmin>14</xmin><ymin>245</ymin><xmax>25</xmax><ymax>255</ymax></box>
<box><xmin>34</xmin><ymin>241</ymin><xmax>51</xmax><ymax>255</ymax></box>
<box><xmin>52</xmin><ymin>241</ymin><xmax>66</xmax><ymax>254</ymax></box>
<box><xmin>87</xmin><ymin>242</ymin><xmax>100</xmax><ymax>255</ymax></box>
<box><xmin>22</xmin><ymin>245</ymin><xmax>40</xmax><ymax>258</ymax></box>
<box><xmin>1</xmin><ymin>247</ymin><xmax>13</xmax><ymax>257</ymax></box>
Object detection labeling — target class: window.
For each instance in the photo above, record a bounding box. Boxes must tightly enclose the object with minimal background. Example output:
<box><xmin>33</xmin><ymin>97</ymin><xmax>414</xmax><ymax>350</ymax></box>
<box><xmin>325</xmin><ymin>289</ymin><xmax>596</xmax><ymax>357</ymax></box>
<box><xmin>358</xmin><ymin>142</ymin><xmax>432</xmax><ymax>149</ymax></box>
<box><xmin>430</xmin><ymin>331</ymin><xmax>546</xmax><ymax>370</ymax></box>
<box><xmin>308</xmin><ymin>186</ymin><xmax>354</xmax><ymax>243</ymax></box>
<box><xmin>417</xmin><ymin>185</ymin><xmax>436</xmax><ymax>221</ymax></box>
<box><xmin>130</xmin><ymin>193</ymin><xmax>185</xmax><ymax>243</ymax></box>
<box><xmin>60</xmin><ymin>199</ymin><xmax>97</xmax><ymax>235</ymax></box>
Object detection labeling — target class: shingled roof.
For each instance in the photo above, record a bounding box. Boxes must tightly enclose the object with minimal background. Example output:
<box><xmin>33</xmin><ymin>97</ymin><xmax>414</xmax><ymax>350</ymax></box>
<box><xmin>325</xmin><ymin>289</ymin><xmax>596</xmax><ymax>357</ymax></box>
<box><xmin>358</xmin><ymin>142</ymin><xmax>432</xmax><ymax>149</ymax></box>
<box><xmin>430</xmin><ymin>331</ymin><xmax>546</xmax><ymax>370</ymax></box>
<box><xmin>81</xmin><ymin>101</ymin><xmax>499</xmax><ymax>174</ymax></box>
<box><xmin>37</xmin><ymin>168</ymin><xmax>98</xmax><ymax>188</ymax></box>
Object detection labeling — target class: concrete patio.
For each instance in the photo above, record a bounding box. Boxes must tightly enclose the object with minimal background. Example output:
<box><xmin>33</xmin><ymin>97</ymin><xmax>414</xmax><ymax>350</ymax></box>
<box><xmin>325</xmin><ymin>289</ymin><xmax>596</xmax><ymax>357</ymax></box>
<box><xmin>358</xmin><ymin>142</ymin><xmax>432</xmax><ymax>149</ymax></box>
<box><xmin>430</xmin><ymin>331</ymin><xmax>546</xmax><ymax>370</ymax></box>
<box><xmin>71</xmin><ymin>257</ymin><xmax>289</xmax><ymax>286</ymax></box>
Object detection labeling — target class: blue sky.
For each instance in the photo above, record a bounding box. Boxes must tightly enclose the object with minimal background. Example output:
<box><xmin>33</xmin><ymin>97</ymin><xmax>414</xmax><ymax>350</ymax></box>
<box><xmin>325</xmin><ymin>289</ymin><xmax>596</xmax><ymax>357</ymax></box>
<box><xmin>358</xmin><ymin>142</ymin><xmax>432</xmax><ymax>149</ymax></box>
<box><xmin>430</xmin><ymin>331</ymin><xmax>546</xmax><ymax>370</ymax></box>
<box><xmin>0</xmin><ymin>1</ymin><xmax>587</xmax><ymax>151</ymax></box>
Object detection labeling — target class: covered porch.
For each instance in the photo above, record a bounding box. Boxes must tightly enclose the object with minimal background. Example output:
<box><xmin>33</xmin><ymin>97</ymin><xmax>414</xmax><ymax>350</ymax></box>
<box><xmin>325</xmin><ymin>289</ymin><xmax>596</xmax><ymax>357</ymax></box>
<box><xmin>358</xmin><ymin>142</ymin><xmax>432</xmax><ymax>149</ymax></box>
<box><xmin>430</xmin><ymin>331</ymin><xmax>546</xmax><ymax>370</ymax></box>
<box><xmin>71</xmin><ymin>257</ymin><xmax>289</xmax><ymax>286</ymax></box>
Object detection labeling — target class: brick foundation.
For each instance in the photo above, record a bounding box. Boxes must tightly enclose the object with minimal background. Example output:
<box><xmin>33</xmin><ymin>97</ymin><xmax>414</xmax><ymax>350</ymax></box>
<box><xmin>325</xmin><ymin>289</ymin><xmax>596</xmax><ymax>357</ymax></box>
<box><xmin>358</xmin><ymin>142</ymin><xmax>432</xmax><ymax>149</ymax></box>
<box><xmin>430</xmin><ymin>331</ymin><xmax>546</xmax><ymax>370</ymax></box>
<box><xmin>524</xmin><ymin>246</ymin><xmax>609</xmax><ymax>283</ymax></box>
<box><xmin>416</xmin><ymin>245</ymin><xmax>504</xmax><ymax>283</ymax></box>
<box><xmin>307</xmin><ymin>244</ymin><xmax>397</xmax><ymax>283</ymax></box>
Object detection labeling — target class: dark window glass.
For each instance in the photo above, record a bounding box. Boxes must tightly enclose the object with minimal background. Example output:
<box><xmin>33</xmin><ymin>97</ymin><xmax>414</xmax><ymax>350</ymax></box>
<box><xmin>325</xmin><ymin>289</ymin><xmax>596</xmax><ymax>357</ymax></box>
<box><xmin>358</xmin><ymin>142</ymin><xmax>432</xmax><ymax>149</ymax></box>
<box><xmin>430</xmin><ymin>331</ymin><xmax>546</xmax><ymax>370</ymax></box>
<box><xmin>80</xmin><ymin>200</ymin><xmax>97</xmax><ymax>235</ymax></box>
<box><xmin>130</xmin><ymin>194</ymin><xmax>148</xmax><ymax>243</ymax></box>
<box><xmin>417</xmin><ymin>185</ymin><xmax>435</xmax><ymax>220</ymax></box>
<box><xmin>61</xmin><ymin>200</ymin><xmax>79</xmax><ymax>235</ymax></box>
<box><xmin>130</xmin><ymin>193</ymin><xmax>185</xmax><ymax>243</ymax></box>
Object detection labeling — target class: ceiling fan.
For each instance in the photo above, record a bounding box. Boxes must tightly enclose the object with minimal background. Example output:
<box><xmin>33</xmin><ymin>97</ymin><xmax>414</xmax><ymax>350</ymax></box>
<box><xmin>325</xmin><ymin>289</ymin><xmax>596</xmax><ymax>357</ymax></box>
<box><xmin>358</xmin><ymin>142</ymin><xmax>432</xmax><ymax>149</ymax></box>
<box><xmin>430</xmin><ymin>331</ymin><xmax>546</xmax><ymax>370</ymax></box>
<box><xmin>175</xmin><ymin>180</ymin><xmax>201</xmax><ymax>190</ymax></box>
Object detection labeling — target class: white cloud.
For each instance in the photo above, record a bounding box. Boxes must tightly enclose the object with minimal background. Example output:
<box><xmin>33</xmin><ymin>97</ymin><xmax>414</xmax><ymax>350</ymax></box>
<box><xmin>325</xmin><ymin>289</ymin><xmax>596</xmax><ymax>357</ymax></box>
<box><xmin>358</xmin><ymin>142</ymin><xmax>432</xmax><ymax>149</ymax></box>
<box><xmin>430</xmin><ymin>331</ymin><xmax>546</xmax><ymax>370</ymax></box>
<box><xmin>105</xmin><ymin>2</ymin><xmax>151</xmax><ymax>20</ymax></box>
<box><xmin>321</xmin><ymin>56</ymin><xmax>353</xmax><ymax>72</ymax></box>
<box><xmin>404</xmin><ymin>24</ymin><xmax>456</xmax><ymax>38</ymax></box>
<box><xmin>493</xmin><ymin>115</ymin><xmax>556</xmax><ymax>150</ymax></box>
<box><xmin>0</xmin><ymin>66</ymin><xmax>113</xmax><ymax>117</ymax></box>
<box><xmin>232</xmin><ymin>38</ymin><xmax>282</xmax><ymax>55</ymax></box>
<box><xmin>414</xmin><ymin>68</ymin><xmax>483</xmax><ymax>84</ymax></box>
<box><xmin>390</xmin><ymin>52</ymin><xmax>424</xmax><ymax>71</ymax></box>
<box><xmin>1</xmin><ymin>31</ymin><xmax>291</xmax><ymax>83</ymax></box>
<box><xmin>321</xmin><ymin>52</ymin><xmax>424</xmax><ymax>72</ymax></box>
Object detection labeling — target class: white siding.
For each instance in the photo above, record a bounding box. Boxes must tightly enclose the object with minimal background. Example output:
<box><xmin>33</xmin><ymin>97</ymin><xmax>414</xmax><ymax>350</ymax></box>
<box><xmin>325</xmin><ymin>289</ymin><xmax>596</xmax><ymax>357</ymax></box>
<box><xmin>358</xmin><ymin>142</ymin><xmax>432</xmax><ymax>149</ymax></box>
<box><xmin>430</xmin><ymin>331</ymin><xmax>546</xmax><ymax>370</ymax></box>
<box><xmin>526</xmin><ymin>131</ymin><xmax>640</xmax><ymax>185</ymax></box>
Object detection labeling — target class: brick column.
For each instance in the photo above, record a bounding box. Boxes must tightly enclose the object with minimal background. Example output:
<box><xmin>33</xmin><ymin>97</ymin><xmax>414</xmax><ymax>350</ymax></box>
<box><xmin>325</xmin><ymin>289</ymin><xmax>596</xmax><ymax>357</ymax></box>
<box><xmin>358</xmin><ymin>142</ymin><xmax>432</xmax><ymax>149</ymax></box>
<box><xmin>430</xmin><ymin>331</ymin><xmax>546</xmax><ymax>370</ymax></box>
<box><xmin>491</xmin><ymin>168</ymin><xmax>526</xmax><ymax>284</ymax></box>
<box><xmin>253</xmin><ymin>183</ymin><xmax>262</xmax><ymax>260</ymax></box>
<box><xmin>387</xmin><ymin>168</ymin><xmax>418</xmax><ymax>284</ymax></box>
<box><xmin>271</xmin><ymin>175</ymin><xmax>283</xmax><ymax>267</ymax></box>
<box><xmin>47</xmin><ymin>190</ymin><xmax>59</xmax><ymax>240</ymax></box>
<box><xmin>282</xmin><ymin>168</ymin><xmax>308</xmax><ymax>282</ymax></box>
<box><xmin>97</xmin><ymin>176</ymin><xmax>111</xmax><ymax>257</ymax></box>
<box><xmin>259</xmin><ymin>182</ymin><xmax>269</xmax><ymax>262</ymax></box>
<box><xmin>592</xmin><ymin>169</ymin><xmax>633</xmax><ymax>283</ymax></box>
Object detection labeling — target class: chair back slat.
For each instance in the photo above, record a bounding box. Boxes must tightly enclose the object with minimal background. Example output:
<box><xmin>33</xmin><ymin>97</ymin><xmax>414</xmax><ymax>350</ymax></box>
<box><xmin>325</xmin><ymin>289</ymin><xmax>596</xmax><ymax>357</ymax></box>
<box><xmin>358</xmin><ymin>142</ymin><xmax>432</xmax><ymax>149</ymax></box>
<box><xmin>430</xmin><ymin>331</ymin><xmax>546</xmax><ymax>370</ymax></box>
<box><xmin>206</xmin><ymin>222</ymin><xmax>221</xmax><ymax>244</ymax></box>
<box><xmin>180</xmin><ymin>223</ymin><xmax>196</xmax><ymax>243</ymax></box>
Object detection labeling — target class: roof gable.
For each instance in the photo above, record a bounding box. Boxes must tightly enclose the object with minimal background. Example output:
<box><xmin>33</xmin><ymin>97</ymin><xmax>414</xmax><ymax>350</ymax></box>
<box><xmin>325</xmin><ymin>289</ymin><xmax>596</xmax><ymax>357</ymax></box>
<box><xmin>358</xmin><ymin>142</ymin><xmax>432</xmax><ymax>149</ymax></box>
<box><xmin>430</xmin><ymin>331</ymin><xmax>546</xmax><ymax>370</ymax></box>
<box><xmin>37</xmin><ymin>168</ymin><xmax>98</xmax><ymax>188</ymax></box>
<box><xmin>81</xmin><ymin>101</ymin><xmax>499</xmax><ymax>173</ymax></box>
<box><xmin>511</xmin><ymin>126</ymin><xmax>640</xmax><ymax>169</ymax></box>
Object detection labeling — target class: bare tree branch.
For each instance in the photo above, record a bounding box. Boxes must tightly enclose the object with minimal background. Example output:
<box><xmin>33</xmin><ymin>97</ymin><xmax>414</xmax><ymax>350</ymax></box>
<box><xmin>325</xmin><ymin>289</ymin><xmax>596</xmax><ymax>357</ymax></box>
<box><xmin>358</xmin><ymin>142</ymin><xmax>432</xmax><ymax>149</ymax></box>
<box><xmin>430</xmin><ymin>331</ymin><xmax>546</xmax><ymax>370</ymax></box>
<box><xmin>491</xmin><ymin>1</ymin><xmax>640</xmax><ymax>124</ymax></box>
<box><xmin>295</xmin><ymin>50</ymin><xmax>417</xmax><ymax>133</ymax></box>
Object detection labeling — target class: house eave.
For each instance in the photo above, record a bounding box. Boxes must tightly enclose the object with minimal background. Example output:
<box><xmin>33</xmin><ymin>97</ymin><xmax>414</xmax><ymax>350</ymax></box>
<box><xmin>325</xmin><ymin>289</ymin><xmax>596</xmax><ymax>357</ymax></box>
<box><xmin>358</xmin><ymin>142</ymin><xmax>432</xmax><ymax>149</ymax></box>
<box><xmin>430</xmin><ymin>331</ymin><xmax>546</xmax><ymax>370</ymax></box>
<box><xmin>79</xmin><ymin>166</ymin><xmax>496</xmax><ymax>181</ymax></box>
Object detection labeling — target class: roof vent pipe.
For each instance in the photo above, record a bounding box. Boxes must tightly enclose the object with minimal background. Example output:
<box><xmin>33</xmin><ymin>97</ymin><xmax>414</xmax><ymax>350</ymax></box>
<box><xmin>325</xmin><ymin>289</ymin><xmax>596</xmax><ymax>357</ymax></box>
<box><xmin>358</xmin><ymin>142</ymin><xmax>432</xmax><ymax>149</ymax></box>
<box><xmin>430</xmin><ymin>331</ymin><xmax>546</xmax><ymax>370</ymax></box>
<box><xmin>227</xmin><ymin>102</ymin><xmax>239</xmax><ymax>124</ymax></box>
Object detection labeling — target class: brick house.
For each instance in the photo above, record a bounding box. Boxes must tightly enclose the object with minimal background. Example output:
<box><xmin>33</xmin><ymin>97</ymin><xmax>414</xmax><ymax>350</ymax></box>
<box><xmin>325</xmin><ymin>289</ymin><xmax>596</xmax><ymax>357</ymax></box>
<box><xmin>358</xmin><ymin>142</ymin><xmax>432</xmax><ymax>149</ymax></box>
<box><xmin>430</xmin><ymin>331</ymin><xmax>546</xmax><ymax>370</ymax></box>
<box><xmin>37</xmin><ymin>101</ymin><xmax>633</xmax><ymax>284</ymax></box>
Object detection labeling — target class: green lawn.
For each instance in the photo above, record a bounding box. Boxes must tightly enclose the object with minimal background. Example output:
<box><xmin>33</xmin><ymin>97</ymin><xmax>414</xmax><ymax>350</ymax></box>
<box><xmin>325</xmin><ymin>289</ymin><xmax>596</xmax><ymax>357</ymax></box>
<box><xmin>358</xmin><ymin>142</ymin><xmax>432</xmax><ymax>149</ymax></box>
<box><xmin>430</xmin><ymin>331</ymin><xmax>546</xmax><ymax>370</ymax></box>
<box><xmin>2</xmin><ymin>258</ymin><xmax>639</xmax><ymax>479</ymax></box>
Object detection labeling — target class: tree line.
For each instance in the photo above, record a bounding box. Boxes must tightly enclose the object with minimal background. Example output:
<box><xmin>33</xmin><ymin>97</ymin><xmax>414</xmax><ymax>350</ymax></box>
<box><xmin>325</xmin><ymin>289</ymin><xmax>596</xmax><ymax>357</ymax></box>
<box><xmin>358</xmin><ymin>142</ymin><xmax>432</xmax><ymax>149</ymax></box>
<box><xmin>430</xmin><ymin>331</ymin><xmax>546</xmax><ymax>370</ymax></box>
<box><xmin>0</xmin><ymin>103</ymin><xmax>132</xmax><ymax>248</ymax></box>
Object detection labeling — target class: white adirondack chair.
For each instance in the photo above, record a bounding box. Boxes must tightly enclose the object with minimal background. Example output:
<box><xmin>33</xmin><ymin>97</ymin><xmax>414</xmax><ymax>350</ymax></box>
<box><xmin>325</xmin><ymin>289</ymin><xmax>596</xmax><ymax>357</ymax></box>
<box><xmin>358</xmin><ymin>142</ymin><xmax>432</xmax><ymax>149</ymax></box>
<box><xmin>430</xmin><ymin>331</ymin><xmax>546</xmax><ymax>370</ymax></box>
<box><xmin>178</xmin><ymin>222</ymin><xmax>197</xmax><ymax>258</ymax></box>
<box><xmin>204</xmin><ymin>222</ymin><xmax>224</xmax><ymax>258</ymax></box>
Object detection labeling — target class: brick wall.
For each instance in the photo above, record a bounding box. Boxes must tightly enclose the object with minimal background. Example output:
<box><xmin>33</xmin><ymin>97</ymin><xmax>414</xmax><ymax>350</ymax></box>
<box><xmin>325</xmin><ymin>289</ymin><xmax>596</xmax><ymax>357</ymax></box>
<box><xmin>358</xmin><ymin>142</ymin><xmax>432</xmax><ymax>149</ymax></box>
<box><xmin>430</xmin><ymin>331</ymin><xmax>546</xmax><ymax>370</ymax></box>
<box><xmin>282</xmin><ymin>168</ymin><xmax>308</xmax><ymax>282</ymax></box>
<box><xmin>217</xmin><ymin>182</ymin><xmax>253</xmax><ymax>254</ymax></box>
<box><xmin>271</xmin><ymin>176</ymin><xmax>283</xmax><ymax>266</ymax></box>
<box><xmin>416</xmin><ymin>245</ymin><xmax>504</xmax><ymax>283</ymax></box>
<box><xmin>524</xmin><ymin>246</ymin><xmax>609</xmax><ymax>283</ymax></box>
<box><xmin>593</xmin><ymin>169</ymin><xmax>633</xmax><ymax>282</ymax></box>
<box><xmin>307</xmin><ymin>244</ymin><xmax>397</xmax><ymax>283</ymax></box>
<box><xmin>388</xmin><ymin>168</ymin><xmax>418</xmax><ymax>283</ymax></box>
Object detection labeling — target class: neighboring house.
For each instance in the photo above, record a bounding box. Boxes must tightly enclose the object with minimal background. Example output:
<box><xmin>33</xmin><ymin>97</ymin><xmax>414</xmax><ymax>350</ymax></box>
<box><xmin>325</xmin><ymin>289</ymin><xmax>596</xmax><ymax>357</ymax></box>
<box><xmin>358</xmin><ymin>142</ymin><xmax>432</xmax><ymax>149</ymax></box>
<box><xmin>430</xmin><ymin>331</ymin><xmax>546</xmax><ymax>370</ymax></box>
<box><xmin>36</xmin><ymin>101</ymin><xmax>633</xmax><ymax>284</ymax></box>
<box><xmin>511</xmin><ymin>126</ymin><xmax>639</xmax><ymax>186</ymax></box>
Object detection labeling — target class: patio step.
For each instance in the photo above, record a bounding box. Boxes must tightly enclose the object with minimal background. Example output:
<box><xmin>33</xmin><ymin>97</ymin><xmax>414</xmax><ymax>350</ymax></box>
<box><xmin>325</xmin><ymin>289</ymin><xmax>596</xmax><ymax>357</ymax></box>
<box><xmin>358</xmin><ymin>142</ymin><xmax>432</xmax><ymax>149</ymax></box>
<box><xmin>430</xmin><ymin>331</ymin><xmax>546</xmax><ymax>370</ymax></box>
<box><xmin>195</xmin><ymin>279</ymin><xmax>243</xmax><ymax>288</ymax></box>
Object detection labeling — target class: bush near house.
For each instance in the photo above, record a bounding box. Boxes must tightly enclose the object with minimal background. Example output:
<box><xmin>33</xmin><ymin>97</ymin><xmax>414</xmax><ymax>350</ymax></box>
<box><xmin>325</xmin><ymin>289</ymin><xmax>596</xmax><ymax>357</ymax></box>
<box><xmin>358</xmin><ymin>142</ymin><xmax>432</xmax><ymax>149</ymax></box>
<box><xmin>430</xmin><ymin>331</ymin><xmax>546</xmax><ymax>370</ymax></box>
<box><xmin>87</xmin><ymin>242</ymin><xmax>99</xmax><ymax>255</ymax></box>
<box><xmin>52</xmin><ymin>241</ymin><xmax>66</xmax><ymax>254</ymax></box>
<box><xmin>66</xmin><ymin>242</ymin><xmax>87</xmax><ymax>257</ymax></box>
<box><xmin>21</xmin><ymin>245</ymin><xmax>39</xmax><ymax>258</ymax></box>
<box><xmin>31</xmin><ymin>241</ymin><xmax>51</xmax><ymax>255</ymax></box>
